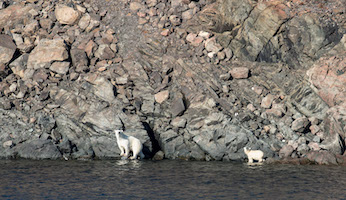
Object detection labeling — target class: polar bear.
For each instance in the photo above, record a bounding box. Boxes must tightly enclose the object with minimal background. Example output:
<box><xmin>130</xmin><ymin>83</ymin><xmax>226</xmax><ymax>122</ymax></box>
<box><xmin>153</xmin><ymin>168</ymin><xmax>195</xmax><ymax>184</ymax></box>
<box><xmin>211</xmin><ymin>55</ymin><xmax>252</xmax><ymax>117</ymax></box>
<box><xmin>114</xmin><ymin>130</ymin><xmax>145</xmax><ymax>160</ymax></box>
<box><xmin>244</xmin><ymin>147</ymin><xmax>264</xmax><ymax>163</ymax></box>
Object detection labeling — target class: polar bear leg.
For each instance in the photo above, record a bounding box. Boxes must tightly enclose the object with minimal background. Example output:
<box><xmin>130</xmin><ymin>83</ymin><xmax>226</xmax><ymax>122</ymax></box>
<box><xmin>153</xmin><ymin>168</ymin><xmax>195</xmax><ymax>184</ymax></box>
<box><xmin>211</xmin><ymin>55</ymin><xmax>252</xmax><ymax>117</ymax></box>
<box><xmin>130</xmin><ymin>146</ymin><xmax>140</xmax><ymax>160</ymax></box>
<box><xmin>129</xmin><ymin>137</ymin><xmax>142</xmax><ymax>160</ymax></box>
<box><xmin>119</xmin><ymin>145</ymin><xmax>125</xmax><ymax>156</ymax></box>
<box><xmin>248</xmin><ymin>158</ymin><xmax>253</xmax><ymax>163</ymax></box>
<box><xmin>123</xmin><ymin>145</ymin><xmax>130</xmax><ymax>158</ymax></box>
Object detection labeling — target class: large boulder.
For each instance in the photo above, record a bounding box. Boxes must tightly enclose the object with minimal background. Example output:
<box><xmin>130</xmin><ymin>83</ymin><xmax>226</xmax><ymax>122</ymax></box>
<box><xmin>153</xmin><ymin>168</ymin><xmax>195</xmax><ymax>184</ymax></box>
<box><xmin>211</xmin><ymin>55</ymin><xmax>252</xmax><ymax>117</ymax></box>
<box><xmin>27</xmin><ymin>39</ymin><xmax>69</xmax><ymax>69</ymax></box>
<box><xmin>0</xmin><ymin>4</ymin><xmax>32</xmax><ymax>29</ymax></box>
<box><xmin>0</xmin><ymin>34</ymin><xmax>16</xmax><ymax>64</ymax></box>
<box><xmin>14</xmin><ymin>139</ymin><xmax>62</xmax><ymax>160</ymax></box>
<box><xmin>55</xmin><ymin>4</ymin><xmax>80</xmax><ymax>25</ymax></box>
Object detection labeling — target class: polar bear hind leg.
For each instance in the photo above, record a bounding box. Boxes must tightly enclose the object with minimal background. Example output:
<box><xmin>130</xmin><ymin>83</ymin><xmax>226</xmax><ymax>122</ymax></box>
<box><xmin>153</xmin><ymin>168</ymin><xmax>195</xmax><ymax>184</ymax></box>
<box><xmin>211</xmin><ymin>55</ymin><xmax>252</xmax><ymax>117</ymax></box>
<box><xmin>129</xmin><ymin>136</ymin><xmax>143</xmax><ymax>160</ymax></box>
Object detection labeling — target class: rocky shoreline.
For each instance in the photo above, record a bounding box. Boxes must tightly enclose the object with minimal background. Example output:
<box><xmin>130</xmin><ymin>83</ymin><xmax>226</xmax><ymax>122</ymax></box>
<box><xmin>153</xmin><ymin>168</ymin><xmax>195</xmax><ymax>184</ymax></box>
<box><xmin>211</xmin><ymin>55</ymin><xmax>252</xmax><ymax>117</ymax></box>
<box><xmin>0</xmin><ymin>0</ymin><xmax>345</xmax><ymax>165</ymax></box>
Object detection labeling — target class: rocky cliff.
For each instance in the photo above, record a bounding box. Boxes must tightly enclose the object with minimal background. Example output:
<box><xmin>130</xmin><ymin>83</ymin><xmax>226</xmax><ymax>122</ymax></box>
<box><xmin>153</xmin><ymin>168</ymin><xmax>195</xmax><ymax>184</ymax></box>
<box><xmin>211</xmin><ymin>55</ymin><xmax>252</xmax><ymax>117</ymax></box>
<box><xmin>0</xmin><ymin>0</ymin><xmax>345</xmax><ymax>164</ymax></box>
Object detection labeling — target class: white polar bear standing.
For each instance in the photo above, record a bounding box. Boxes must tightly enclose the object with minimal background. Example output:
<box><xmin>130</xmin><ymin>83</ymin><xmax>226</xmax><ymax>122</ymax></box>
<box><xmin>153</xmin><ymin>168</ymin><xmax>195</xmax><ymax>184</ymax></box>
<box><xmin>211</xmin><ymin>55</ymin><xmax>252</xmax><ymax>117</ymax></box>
<box><xmin>114</xmin><ymin>130</ymin><xmax>145</xmax><ymax>160</ymax></box>
<box><xmin>244</xmin><ymin>147</ymin><xmax>264</xmax><ymax>163</ymax></box>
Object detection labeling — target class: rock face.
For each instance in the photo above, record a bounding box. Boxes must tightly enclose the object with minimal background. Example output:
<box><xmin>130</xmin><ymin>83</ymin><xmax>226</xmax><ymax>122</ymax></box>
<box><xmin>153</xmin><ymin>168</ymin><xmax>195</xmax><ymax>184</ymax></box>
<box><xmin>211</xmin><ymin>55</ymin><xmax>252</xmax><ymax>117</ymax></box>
<box><xmin>216</xmin><ymin>0</ymin><xmax>344</xmax><ymax>68</ymax></box>
<box><xmin>0</xmin><ymin>0</ymin><xmax>345</xmax><ymax>164</ymax></box>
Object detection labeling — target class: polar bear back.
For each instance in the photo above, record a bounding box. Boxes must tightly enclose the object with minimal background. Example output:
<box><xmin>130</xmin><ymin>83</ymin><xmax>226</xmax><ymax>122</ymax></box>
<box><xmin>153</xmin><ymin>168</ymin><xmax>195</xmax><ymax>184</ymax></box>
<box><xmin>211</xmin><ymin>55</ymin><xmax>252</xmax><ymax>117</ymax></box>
<box><xmin>246</xmin><ymin>150</ymin><xmax>264</xmax><ymax>160</ymax></box>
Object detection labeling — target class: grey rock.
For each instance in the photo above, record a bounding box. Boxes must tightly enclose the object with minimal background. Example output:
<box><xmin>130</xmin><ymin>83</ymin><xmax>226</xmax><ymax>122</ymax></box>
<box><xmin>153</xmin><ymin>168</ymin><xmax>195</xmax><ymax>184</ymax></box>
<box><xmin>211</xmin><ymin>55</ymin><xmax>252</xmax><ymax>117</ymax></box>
<box><xmin>171</xmin><ymin>97</ymin><xmax>185</xmax><ymax>117</ymax></box>
<box><xmin>84</xmin><ymin>74</ymin><xmax>116</xmax><ymax>102</ymax></box>
<box><xmin>9</xmin><ymin>54</ymin><xmax>28</xmax><ymax>78</ymax></box>
<box><xmin>55</xmin><ymin>115</ymin><xmax>95</xmax><ymax>159</ymax></box>
<box><xmin>320</xmin><ymin>132</ymin><xmax>344</xmax><ymax>155</ymax></box>
<box><xmin>0</xmin><ymin>98</ymin><xmax>12</xmax><ymax>110</ymax></box>
<box><xmin>313</xmin><ymin>136</ymin><xmax>321</xmax><ymax>143</ymax></box>
<box><xmin>15</xmin><ymin>139</ymin><xmax>61</xmax><ymax>159</ymax></box>
<box><xmin>152</xmin><ymin>150</ymin><xmax>165</xmax><ymax>160</ymax></box>
<box><xmin>91</xmin><ymin>136</ymin><xmax>119</xmax><ymax>158</ymax></box>
<box><xmin>38</xmin><ymin>115</ymin><xmax>56</xmax><ymax>134</ymax></box>
<box><xmin>297</xmin><ymin>144</ymin><xmax>310</xmax><ymax>156</ymax></box>
<box><xmin>171</xmin><ymin>117</ymin><xmax>187</xmax><ymax>128</ymax></box>
<box><xmin>70</xmin><ymin>48</ymin><xmax>89</xmax><ymax>72</ymax></box>
<box><xmin>82</xmin><ymin>107</ymin><xmax>123</xmax><ymax>131</ymax></box>
<box><xmin>95</xmin><ymin>44</ymin><xmax>115</xmax><ymax>60</ymax></box>
<box><xmin>50</xmin><ymin>62</ymin><xmax>70</xmax><ymax>74</ymax></box>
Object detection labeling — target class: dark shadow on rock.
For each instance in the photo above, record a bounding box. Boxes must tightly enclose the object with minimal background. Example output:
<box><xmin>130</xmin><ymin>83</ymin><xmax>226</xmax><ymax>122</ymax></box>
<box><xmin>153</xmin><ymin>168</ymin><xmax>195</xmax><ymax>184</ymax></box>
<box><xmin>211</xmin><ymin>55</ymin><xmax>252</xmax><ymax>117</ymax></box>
<box><xmin>142</xmin><ymin>122</ymin><xmax>161</xmax><ymax>158</ymax></box>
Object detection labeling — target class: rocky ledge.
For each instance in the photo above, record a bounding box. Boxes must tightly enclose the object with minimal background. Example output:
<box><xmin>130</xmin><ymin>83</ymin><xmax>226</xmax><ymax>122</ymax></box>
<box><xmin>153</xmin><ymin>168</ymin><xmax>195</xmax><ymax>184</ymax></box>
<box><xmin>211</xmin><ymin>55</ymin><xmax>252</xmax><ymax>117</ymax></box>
<box><xmin>0</xmin><ymin>0</ymin><xmax>345</xmax><ymax>165</ymax></box>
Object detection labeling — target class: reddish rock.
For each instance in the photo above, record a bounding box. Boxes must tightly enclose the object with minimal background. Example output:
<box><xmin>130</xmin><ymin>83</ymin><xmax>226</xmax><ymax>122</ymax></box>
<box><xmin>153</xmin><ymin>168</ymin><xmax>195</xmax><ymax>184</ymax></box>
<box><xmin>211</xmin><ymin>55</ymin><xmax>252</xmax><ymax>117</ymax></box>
<box><xmin>307</xmin><ymin>55</ymin><xmax>346</xmax><ymax>107</ymax></box>
<box><xmin>55</xmin><ymin>4</ymin><xmax>79</xmax><ymax>25</ymax></box>
<box><xmin>85</xmin><ymin>40</ymin><xmax>96</xmax><ymax>58</ymax></box>
<box><xmin>261</xmin><ymin>94</ymin><xmax>275</xmax><ymax>108</ymax></box>
<box><xmin>182</xmin><ymin>9</ymin><xmax>193</xmax><ymax>20</ymax></box>
<box><xmin>306</xmin><ymin>151</ymin><xmax>338</xmax><ymax>165</ymax></box>
<box><xmin>265</xmin><ymin>108</ymin><xmax>283</xmax><ymax>117</ymax></box>
<box><xmin>186</xmin><ymin>33</ymin><xmax>197</xmax><ymax>43</ymax></box>
<box><xmin>146</xmin><ymin>0</ymin><xmax>158</xmax><ymax>7</ymax></box>
<box><xmin>0</xmin><ymin>4</ymin><xmax>32</xmax><ymax>28</ymax></box>
<box><xmin>309</xmin><ymin>124</ymin><xmax>320</xmax><ymax>134</ymax></box>
<box><xmin>279</xmin><ymin>145</ymin><xmax>294</xmax><ymax>158</ymax></box>
<box><xmin>138</xmin><ymin>18</ymin><xmax>148</xmax><ymax>25</ymax></box>
<box><xmin>0</xmin><ymin>34</ymin><xmax>16</xmax><ymax>64</ymax></box>
<box><xmin>229</xmin><ymin>67</ymin><xmax>249</xmax><ymax>79</ymax></box>
<box><xmin>198</xmin><ymin>31</ymin><xmax>211</xmax><ymax>39</ymax></box>
<box><xmin>205</xmin><ymin>37</ymin><xmax>222</xmax><ymax>53</ymax></box>
<box><xmin>33</xmin><ymin>69</ymin><xmax>48</xmax><ymax>83</ymax></box>
<box><xmin>148</xmin><ymin>8</ymin><xmax>157</xmax><ymax>16</ymax></box>
<box><xmin>155</xmin><ymin>90</ymin><xmax>169</xmax><ymax>104</ymax></box>
<box><xmin>160</xmin><ymin>29</ymin><xmax>170</xmax><ymax>36</ymax></box>
<box><xmin>186</xmin><ymin>33</ymin><xmax>204</xmax><ymax>46</ymax></box>
<box><xmin>252</xmin><ymin>85</ymin><xmax>263</xmax><ymax>95</ymax></box>
<box><xmin>129</xmin><ymin>2</ymin><xmax>143</xmax><ymax>11</ymax></box>
<box><xmin>217</xmin><ymin>51</ymin><xmax>226</xmax><ymax>60</ymax></box>
<box><xmin>23</xmin><ymin>20</ymin><xmax>39</xmax><ymax>35</ymax></box>
<box><xmin>247</xmin><ymin>104</ymin><xmax>256</xmax><ymax>112</ymax></box>
<box><xmin>137</xmin><ymin>11</ymin><xmax>147</xmax><ymax>18</ymax></box>
<box><xmin>291</xmin><ymin>117</ymin><xmax>310</xmax><ymax>132</ymax></box>
<box><xmin>27</xmin><ymin>39</ymin><xmax>68</xmax><ymax>69</ymax></box>
<box><xmin>308</xmin><ymin>116</ymin><xmax>319</xmax><ymax>125</ymax></box>
<box><xmin>308</xmin><ymin>142</ymin><xmax>320</xmax><ymax>151</ymax></box>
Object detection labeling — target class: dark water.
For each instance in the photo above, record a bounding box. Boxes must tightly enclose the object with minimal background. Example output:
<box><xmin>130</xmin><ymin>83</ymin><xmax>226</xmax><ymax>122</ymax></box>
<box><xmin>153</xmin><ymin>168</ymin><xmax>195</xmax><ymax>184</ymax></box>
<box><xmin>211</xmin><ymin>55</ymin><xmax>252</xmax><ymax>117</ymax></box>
<box><xmin>0</xmin><ymin>160</ymin><xmax>345</xmax><ymax>200</ymax></box>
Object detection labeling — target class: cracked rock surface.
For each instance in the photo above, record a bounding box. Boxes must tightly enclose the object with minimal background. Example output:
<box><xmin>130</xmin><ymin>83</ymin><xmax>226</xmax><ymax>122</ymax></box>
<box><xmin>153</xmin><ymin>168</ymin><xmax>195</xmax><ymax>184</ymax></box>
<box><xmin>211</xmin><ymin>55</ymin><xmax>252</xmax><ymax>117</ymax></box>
<box><xmin>0</xmin><ymin>0</ymin><xmax>345</xmax><ymax>164</ymax></box>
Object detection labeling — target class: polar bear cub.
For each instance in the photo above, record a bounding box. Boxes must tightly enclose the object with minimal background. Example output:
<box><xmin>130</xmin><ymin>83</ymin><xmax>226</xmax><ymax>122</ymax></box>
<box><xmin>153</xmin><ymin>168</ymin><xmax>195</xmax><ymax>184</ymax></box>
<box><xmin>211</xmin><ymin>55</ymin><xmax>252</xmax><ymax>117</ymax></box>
<box><xmin>114</xmin><ymin>130</ymin><xmax>145</xmax><ymax>160</ymax></box>
<box><xmin>244</xmin><ymin>147</ymin><xmax>264</xmax><ymax>163</ymax></box>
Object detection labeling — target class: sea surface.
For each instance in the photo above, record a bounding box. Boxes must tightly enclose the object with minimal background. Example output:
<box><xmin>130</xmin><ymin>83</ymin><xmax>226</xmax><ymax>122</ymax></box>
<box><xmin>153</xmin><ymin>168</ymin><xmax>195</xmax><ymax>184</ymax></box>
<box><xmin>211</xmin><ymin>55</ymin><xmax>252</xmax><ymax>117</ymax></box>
<box><xmin>0</xmin><ymin>159</ymin><xmax>345</xmax><ymax>199</ymax></box>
